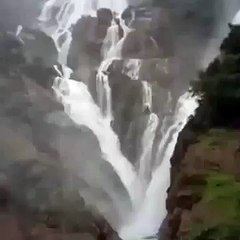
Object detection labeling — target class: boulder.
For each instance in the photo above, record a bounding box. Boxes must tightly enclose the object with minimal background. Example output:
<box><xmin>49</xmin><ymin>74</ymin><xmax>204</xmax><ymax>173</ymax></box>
<box><xmin>97</xmin><ymin>8</ymin><xmax>113</xmax><ymax>26</ymax></box>
<box><xmin>121</xmin><ymin>30</ymin><xmax>160</xmax><ymax>59</ymax></box>
<box><xmin>19</xmin><ymin>29</ymin><xmax>58</xmax><ymax>67</ymax></box>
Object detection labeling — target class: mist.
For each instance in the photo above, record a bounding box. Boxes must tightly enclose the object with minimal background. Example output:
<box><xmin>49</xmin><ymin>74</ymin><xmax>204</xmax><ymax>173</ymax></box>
<box><xmin>0</xmin><ymin>0</ymin><xmax>240</xmax><ymax>239</ymax></box>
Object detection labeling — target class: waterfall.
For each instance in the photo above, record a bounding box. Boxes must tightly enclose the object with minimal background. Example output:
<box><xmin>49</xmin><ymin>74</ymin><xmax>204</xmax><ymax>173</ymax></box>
<box><xmin>119</xmin><ymin>93</ymin><xmax>198</xmax><ymax>239</ymax></box>
<box><xmin>96</xmin><ymin>17</ymin><xmax>132</xmax><ymax>120</ymax></box>
<box><xmin>96</xmin><ymin>65</ymin><xmax>113</xmax><ymax>122</ymax></box>
<box><xmin>142</xmin><ymin>81</ymin><xmax>152</xmax><ymax>111</ymax></box>
<box><xmin>137</xmin><ymin>81</ymin><xmax>156</xmax><ymax>185</ymax></box>
<box><xmin>96</xmin><ymin>23</ymin><xmax>120</xmax><ymax>120</ymax></box>
<box><xmin>38</xmin><ymin>0</ymin><xmax>198</xmax><ymax>239</ymax></box>
<box><xmin>140</xmin><ymin>93</ymin><xmax>198</xmax><ymax>236</ymax></box>
<box><xmin>124</xmin><ymin>59</ymin><xmax>142</xmax><ymax>80</ymax></box>
<box><xmin>138</xmin><ymin>113</ymin><xmax>159</xmax><ymax>185</ymax></box>
<box><xmin>53</xmin><ymin>75</ymin><xmax>138</xmax><ymax>205</ymax></box>
<box><xmin>39</xmin><ymin>0</ymin><xmax>127</xmax><ymax>119</ymax></box>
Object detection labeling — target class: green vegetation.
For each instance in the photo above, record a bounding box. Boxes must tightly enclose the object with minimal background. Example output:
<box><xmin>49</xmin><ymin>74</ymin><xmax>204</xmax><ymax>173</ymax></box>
<box><xmin>203</xmin><ymin>173</ymin><xmax>240</xmax><ymax>219</ymax></box>
<box><xmin>197</xmin><ymin>129</ymin><xmax>239</xmax><ymax>148</ymax></box>
<box><xmin>186</xmin><ymin>24</ymin><xmax>240</xmax><ymax>240</ymax></box>
<box><xmin>190</xmin><ymin>173</ymin><xmax>240</xmax><ymax>240</ymax></box>
<box><xmin>191</xmin><ymin>224</ymin><xmax>240</xmax><ymax>240</ymax></box>
<box><xmin>192</xmin><ymin>25</ymin><xmax>240</xmax><ymax>127</ymax></box>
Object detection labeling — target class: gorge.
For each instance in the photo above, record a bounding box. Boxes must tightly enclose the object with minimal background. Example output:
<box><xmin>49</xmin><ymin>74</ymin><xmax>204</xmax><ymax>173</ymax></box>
<box><xmin>0</xmin><ymin>0</ymin><xmax>240</xmax><ymax>240</ymax></box>
<box><xmin>37</xmin><ymin>0</ymin><xmax>199</xmax><ymax>238</ymax></box>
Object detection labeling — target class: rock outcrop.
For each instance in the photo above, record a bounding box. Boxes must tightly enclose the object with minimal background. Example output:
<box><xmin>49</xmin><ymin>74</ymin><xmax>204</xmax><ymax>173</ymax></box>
<box><xmin>167</xmin><ymin>128</ymin><xmax>240</xmax><ymax>240</ymax></box>
<box><xmin>0</xmin><ymin>30</ymin><xmax>120</xmax><ymax>240</ymax></box>
<box><xmin>165</xmin><ymin>24</ymin><xmax>240</xmax><ymax>240</ymax></box>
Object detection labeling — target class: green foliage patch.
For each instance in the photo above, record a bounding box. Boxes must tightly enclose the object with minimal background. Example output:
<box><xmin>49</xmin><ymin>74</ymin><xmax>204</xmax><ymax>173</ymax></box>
<box><xmin>190</xmin><ymin>173</ymin><xmax>240</xmax><ymax>240</ymax></box>
<box><xmin>197</xmin><ymin>129</ymin><xmax>239</xmax><ymax>148</ymax></box>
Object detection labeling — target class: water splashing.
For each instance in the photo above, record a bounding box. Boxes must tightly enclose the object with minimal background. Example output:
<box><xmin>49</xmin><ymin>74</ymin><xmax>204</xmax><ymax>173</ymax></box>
<box><xmin>142</xmin><ymin>81</ymin><xmax>152</xmax><ymax>112</ymax></box>
<box><xmin>120</xmin><ymin>93</ymin><xmax>198</xmax><ymax>239</ymax></box>
<box><xmin>96</xmin><ymin>23</ymin><xmax>120</xmax><ymax>120</ymax></box>
<box><xmin>38</xmin><ymin>0</ymin><xmax>198</xmax><ymax>238</ymax></box>
<box><xmin>138</xmin><ymin>113</ymin><xmax>159</xmax><ymax>185</ymax></box>
<box><xmin>53</xmin><ymin>74</ymin><xmax>138</xmax><ymax>203</ymax></box>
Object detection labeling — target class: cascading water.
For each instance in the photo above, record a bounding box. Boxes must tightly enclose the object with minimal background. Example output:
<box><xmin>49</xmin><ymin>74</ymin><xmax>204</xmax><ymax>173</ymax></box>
<box><xmin>96</xmin><ymin>15</ymin><xmax>132</xmax><ymax>119</ymax></box>
<box><xmin>53</xmin><ymin>74</ymin><xmax>138</xmax><ymax>202</ymax></box>
<box><xmin>96</xmin><ymin>25</ymin><xmax>120</xmax><ymax>120</ymax></box>
<box><xmin>142</xmin><ymin>81</ymin><xmax>152</xmax><ymax>112</ymax></box>
<box><xmin>137</xmin><ymin>81</ymin><xmax>156</xmax><ymax>185</ymax></box>
<box><xmin>138</xmin><ymin>113</ymin><xmax>159</xmax><ymax>185</ymax></box>
<box><xmin>37</xmin><ymin>0</ymin><xmax>198</xmax><ymax>239</ymax></box>
<box><xmin>119</xmin><ymin>93</ymin><xmax>198</xmax><ymax>239</ymax></box>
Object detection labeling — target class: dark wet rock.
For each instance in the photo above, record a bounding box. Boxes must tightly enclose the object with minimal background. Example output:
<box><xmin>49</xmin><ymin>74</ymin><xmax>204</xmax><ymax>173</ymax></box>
<box><xmin>151</xmin><ymin>26</ymin><xmax>175</xmax><ymax>58</ymax></box>
<box><xmin>0</xmin><ymin>19</ymin><xmax>118</xmax><ymax>240</ymax></box>
<box><xmin>68</xmin><ymin>16</ymin><xmax>102</xmax><ymax>79</ymax></box>
<box><xmin>22</xmin><ymin>64</ymin><xmax>57</xmax><ymax>89</ymax></box>
<box><xmin>0</xmin><ymin>124</ymin><xmax>38</xmax><ymax>162</ymax></box>
<box><xmin>121</xmin><ymin>6</ymin><xmax>134</xmax><ymax>25</ymax></box>
<box><xmin>0</xmin><ymin>185</ymin><xmax>10</xmax><ymax>210</ymax></box>
<box><xmin>139</xmin><ymin>59</ymin><xmax>174</xmax><ymax>87</ymax></box>
<box><xmin>0</xmin><ymin>212</ymin><xmax>25</xmax><ymax>240</ymax></box>
<box><xmin>23</xmin><ymin>75</ymin><xmax>62</xmax><ymax>114</ymax></box>
<box><xmin>109</xmin><ymin>72</ymin><xmax>143</xmax><ymax>142</ymax></box>
<box><xmin>0</xmin><ymin>32</ymin><xmax>25</xmax><ymax>74</ymax></box>
<box><xmin>68</xmin><ymin>16</ymin><xmax>94</xmax><ymax>71</ymax></box>
<box><xmin>3</xmin><ymin>93</ymin><xmax>31</xmax><ymax>122</ymax></box>
<box><xmin>121</xmin><ymin>30</ymin><xmax>160</xmax><ymax>59</ymax></box>
<box><xmin>97</xmin><ymin>8</ymin><xmax>113</xmax><ymax>26</ymax></box>
<box><xmin>30</xmin><ymin>225</ymin><xmax>118</xmax><ymax>240</ymax></box>
<box><xmin>19</xmin><ymin>28</ymin><xmax>58</xmax><ymax>68</ymax></box>
<box><xmin>221</xmin><ymin>25</ymin><xmax>240</xmax><ymax>54</ymax></box>
<box><xmin>68</xmin><ymin>9</ymin><xmax>113</xmax><ymax>74</ymax></box>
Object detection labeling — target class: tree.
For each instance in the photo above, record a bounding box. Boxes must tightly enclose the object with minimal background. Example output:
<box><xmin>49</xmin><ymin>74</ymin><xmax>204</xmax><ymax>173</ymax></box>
<box><xmin>192</xmin><ymin>25</ymin><xmax>240</xmax><ymax>127</ymax></box>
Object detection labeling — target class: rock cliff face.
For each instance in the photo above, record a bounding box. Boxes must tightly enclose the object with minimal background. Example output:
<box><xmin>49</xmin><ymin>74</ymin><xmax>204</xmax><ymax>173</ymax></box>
<box><xmin>1</xmin><ymin>1</ymin><xmax>240</xmax><ymax>240</ymax></box>
<box><xmin>167</xmin><ymin>127</ymin><xmax>240</xmax><ymax>240</ymax></box>
<box><xmin>166</xmin><ymin>24</ymin><xmax>240</xmax><ymax>240</ymax></box>
<box><xmin>0</xmin><ymin>31</ymin><xmax>120</xmax><ymax>240</ymax></box>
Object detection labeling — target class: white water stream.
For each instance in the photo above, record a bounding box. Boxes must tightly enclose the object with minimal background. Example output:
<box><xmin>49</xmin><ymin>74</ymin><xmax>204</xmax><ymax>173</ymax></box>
<box><xmin>38</xmin><ymin>0</ymin><xmax>198</xmax><ymax>239</ymax></box>
<box><xmin>120</xmin><ymin>93</ymin><xmax>198</xmax><ymax>239</ymax></box>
